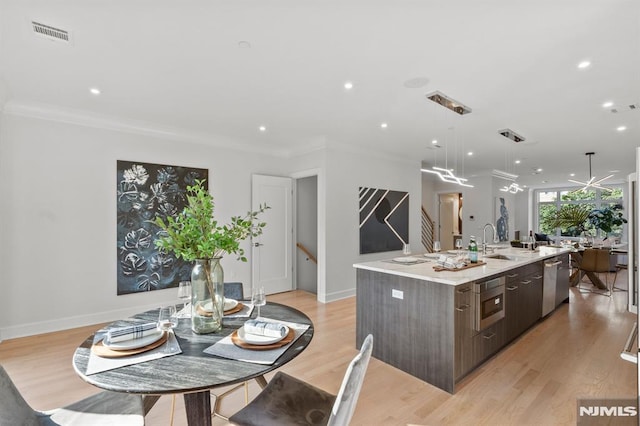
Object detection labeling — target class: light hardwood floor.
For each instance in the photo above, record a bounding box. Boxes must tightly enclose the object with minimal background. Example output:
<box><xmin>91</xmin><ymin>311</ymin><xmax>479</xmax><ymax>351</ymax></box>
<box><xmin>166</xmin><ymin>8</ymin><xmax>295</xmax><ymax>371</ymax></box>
<box><xmin>0</xmin><ymin>270</ymin><xmax>636</xmax><ymax>425</ymax></box>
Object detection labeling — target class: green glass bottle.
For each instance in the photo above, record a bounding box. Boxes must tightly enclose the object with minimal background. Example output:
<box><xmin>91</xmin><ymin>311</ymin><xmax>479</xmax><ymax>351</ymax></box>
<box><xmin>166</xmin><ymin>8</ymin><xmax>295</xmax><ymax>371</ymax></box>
<box><xmin>469</xmin><ymin>236</ymin><xmax>478</xmax><ymax>263</ymax></box>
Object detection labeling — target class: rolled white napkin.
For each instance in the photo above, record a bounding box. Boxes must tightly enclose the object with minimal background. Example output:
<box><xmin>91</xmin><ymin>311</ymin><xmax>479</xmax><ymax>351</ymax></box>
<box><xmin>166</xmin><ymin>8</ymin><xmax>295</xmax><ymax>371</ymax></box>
<box><xmin>106</xmin><ymin>322</ymin><xmax>158</xmax><ymax>343</ymax></box>
<box><xmin>243</xmin><ymin>320</ymin><xmax>288</xmax><ymax>338</ymax></box>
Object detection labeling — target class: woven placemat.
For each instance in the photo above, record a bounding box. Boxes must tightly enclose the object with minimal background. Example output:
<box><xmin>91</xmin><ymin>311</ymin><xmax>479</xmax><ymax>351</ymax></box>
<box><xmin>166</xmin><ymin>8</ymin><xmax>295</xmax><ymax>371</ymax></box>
<box><xmin>195</xmin><ymin>301</ymin><xmax>244</xmax><ymax>317</ymax></box>
<box><xmin>91</xmin><ymin>332</ymin><xmax>167</xmax><ymax>358</ymax></box>
<box><xmin>224</xmin><ymin>302</ymin><xmax>244</xmax><ymax>315</ymax></box>
<box><xmin>230</xmin><ymin>327</ymin><xmax>295</xmax><ymax>351</ymax></box>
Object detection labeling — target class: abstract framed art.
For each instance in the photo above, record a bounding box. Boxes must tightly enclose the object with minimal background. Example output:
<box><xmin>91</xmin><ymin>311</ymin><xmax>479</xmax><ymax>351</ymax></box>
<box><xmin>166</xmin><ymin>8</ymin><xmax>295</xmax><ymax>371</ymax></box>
<box><xmin>359</xmin><ymin>187</ymin><xmax>409</xmax><ymax>254</ymax></box>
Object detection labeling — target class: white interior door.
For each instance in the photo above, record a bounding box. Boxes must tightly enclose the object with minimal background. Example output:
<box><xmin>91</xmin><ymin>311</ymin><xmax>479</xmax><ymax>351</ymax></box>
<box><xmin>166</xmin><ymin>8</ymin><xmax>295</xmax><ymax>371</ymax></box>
<box><xmin>251</xmin><ymin>175</ymin><xmax>293</xmax><ymax>295</ymax></box>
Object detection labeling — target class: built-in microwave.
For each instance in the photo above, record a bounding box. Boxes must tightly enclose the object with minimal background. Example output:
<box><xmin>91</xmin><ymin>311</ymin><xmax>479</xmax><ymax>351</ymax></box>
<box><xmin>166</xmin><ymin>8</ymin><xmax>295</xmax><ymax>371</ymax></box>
<box><xmin>473</xmin><ymin>276</ymin><xmax>506</xmax><ymax>331</ymax></box>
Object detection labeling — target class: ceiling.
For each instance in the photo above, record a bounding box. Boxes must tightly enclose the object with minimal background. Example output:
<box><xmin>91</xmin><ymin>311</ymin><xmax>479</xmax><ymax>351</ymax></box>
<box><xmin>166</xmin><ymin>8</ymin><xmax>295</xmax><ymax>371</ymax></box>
<box><xmin>1</xmin><ymin>1</ymin><xmax>638</xmax><ymax>188</ymax></box>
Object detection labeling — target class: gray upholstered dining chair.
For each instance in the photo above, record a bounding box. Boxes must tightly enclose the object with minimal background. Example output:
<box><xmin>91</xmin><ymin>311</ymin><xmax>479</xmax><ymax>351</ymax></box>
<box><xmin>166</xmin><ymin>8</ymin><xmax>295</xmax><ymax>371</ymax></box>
<box><xmin>228</xmin><ymin>334</ymin><xmax>374</xmax><ymax>426</ymax></box>
<box><xmin>0</xmin><ymin>364</ymin><xmax>145</xmax><ymax>426</ymax></box>
<box><xmin>224</xmin><ymin>282</ymin><xmax>245</xmax><ymax>301</ymax></box>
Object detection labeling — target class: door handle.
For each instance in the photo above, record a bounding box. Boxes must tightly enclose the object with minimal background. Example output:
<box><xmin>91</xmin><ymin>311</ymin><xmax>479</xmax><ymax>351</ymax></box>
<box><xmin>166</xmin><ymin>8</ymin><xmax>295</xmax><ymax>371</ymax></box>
<box><xmin>253</xmin><ymin>242</ymin><xmax>264</xmax><ymax>247</ymax></box>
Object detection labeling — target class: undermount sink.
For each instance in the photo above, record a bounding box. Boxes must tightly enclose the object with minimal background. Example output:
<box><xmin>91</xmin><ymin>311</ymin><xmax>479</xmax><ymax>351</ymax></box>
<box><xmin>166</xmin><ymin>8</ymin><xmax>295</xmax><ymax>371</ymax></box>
<box><xmin>484</xmin><ymin>254</ymin><xmax>520</xmax><ymax>261</ymax></box>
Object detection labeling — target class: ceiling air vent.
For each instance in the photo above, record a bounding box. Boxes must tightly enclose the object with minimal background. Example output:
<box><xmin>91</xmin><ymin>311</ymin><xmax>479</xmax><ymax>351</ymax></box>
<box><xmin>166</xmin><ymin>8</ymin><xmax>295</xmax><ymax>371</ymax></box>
<box><xmin>425</xmin><ymin>91</ymin><xmax>472</xmax><ymax>115</ymax></box>
<box><xmin>32</xmin><ymin>21</ymin><xmax>71</xmax><ymax>43</ymax></box>
<box><xmin>498</xmin><ymin>128</ymin><xmax>525</xmax><ymax>143</ymax></box>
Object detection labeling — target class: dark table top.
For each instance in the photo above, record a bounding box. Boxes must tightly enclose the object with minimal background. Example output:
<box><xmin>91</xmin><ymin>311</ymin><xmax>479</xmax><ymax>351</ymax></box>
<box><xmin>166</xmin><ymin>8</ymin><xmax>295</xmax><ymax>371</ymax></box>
<box><xmin>72</xmin><ymin>302</ymin><xmax>314</xmax><ymax>395</ymax></box>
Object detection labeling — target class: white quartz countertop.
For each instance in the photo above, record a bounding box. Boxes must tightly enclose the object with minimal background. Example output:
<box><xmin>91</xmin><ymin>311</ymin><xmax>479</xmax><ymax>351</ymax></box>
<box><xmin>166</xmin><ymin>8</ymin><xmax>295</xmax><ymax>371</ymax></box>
<box><xmin>353</xmin><ymin>246</ymin><xmax>572</xmax><ymax>286</ymax></box>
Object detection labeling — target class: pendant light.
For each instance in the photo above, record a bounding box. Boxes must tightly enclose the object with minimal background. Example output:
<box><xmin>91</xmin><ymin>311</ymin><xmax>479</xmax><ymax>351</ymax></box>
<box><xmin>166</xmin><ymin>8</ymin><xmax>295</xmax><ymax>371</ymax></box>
<box><xmin>421</xmin><ymin>104</ymin><xmax>474</xmax><ymax>188</ymax></box>
<box><xmin>568</xmin><ymin>152</ymin><xmax>613</xmax><ymax>192</ymax></box>
<box><xmin>494</xmin><ymin>139</ymin><xmax>523</xmax><ymax>193</ymax></box>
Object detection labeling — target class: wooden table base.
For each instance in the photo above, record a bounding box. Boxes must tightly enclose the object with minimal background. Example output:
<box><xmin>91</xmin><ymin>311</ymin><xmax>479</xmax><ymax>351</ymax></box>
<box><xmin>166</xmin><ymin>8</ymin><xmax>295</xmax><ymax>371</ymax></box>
<box><xmin>184</xmin><ymin>391</ymin><xmax>212</xmax><ymax>426</ymax></box>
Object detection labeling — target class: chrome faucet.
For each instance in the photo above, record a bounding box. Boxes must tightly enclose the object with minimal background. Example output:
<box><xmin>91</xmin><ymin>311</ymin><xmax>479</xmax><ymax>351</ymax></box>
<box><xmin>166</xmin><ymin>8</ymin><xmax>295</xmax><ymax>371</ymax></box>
<box><xmin>482</xmin><ymin>223</ymin><xmax>498</xmax><ymax>254</ymax></box>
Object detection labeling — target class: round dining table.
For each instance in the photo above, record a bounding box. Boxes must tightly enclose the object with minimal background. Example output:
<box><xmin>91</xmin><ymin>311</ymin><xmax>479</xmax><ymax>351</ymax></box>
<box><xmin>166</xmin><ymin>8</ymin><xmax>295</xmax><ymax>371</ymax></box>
<box><xmin>72</xmin><ymin>302</ymin><xmax>314</xmax><ymax>426</ymax></box>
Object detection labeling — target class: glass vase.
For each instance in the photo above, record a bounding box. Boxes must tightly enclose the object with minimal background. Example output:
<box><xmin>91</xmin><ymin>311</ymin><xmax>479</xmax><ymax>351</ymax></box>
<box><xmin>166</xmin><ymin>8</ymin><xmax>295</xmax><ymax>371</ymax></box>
<box><xmin>190</xmin><ymin>258</ymin><xmax>224</xmax><ymax>334</ymax></box>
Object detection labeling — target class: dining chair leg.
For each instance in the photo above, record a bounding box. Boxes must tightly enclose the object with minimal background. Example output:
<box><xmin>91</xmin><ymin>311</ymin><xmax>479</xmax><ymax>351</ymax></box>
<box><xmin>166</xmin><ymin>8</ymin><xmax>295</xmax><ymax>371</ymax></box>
<box><xmin>211</xmin><ymin>375</ymin><xmax>267</xmax><ymax>420</ymax></box>
<box><xmin>211</xmin><ymin>383</ymin><xmax>246</xmax><ymax>421</ymax></box>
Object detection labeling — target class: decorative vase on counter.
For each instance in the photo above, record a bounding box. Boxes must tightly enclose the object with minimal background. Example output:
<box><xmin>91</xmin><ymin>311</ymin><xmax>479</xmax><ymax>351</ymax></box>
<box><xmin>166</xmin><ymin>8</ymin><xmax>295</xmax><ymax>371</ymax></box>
<box><xmin>190</xmin><ymin>258</ymin><xmax>225</xmax><ymax>334</ymax></box>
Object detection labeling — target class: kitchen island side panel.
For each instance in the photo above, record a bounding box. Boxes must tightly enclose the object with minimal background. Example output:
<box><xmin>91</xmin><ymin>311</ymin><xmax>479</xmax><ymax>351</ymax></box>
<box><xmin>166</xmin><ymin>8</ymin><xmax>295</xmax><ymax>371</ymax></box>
<box><xmin>356</xmin><ymin>268</ymin><xmax>456</xmax><ymax>392</ymax></box>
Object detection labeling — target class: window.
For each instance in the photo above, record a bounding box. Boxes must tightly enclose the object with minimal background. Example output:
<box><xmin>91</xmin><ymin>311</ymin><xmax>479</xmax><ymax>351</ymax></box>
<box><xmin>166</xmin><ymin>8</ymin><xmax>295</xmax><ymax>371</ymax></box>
<box><xmin>535</xmin><ymin>186</ymin><xmax>625</xmax><ymax>239</ymax></box>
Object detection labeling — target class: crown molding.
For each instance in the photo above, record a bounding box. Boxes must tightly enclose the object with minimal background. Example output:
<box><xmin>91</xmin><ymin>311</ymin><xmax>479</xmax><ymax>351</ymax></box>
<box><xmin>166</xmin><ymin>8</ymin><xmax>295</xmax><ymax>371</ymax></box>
<box><xmin>2</xmin><ymin>100</ymin><xmax>292</xmax><ymax>158</ymax></box>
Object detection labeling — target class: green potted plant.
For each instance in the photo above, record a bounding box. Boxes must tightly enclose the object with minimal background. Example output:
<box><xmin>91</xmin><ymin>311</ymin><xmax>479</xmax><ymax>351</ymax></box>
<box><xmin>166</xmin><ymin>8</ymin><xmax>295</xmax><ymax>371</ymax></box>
<box><xmin>588</xmin><ymin>204</ymin><xmax>627</xmax><ymax>240</ymax></box>
<box><xmin>542</xmin><ymin>204</ymin><xmax>591</xmax><ymax>237</ymax></box>
<box><xmin>153</xmin><ymin>179</ymin><xmax>268</xmax><ymax>334</ymax></box>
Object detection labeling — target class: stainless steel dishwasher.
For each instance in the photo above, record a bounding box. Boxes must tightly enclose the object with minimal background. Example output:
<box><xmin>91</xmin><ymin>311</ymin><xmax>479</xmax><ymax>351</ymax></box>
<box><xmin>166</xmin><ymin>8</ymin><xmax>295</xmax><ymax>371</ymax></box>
<box><xmin>542</xmin><ymin>255</ymin><xmax>569</xmax><ymax>316</ymax></box>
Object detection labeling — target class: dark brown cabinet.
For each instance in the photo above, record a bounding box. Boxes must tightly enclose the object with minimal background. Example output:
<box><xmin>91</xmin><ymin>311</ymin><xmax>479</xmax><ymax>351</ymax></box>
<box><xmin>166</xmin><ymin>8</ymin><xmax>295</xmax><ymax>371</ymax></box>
<box><xmin>472</xmin><ymin>320</ymin><xmax>504</xmax><ymax>364</ymax></box>
<box><xmin>356</xmin><ymin>258</ymin><xmax>554</xmax><ymax>394</ymax></box>
<box><xmin>504</xmin><ymin>262</ymin><xmax>543</xmax><ymax>344</ymax></box>
<box><xmin>504</xmin><ymin>269</ymin><xmax>524</xmax><ymax>343</ymax></box>
<box><xmin>454</xmin><ymin>283</ymin><xmax>473</xmax><ymax>380</ymax></box>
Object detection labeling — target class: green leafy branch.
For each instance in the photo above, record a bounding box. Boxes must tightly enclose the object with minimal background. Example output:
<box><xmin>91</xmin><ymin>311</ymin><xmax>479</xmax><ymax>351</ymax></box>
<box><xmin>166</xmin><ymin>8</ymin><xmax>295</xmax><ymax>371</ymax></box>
<box><xmin>152</xmin><ymin>179</ymin><xmax>269</xmax><ymax>261</ymax></box>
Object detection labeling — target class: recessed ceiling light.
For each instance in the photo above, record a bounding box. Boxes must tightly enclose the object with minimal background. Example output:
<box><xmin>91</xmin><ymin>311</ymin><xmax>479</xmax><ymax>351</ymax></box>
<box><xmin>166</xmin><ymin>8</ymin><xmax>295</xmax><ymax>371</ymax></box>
<box><xmin>577</xmin><ymin>60</ymin><xmax>591</xmax><ymax>69</ymax></box>
<box><xmin>514</xmin><ymin>160</ymin><xmax>521</xmax><ymax>164</ymax></box>
<box><xmin>89</xmin><ymin>87</ymin><xmax>101</xmax><ymax>95</ymax></box>
<box><xmin>344</xmin><ymin>81</ymin><xmax>353</xmax><ymax>90</ymax></box>
<box><xmin>238</xmin><ymin>40</ymin><xmax>251</xmax><ymax>48</ymax></box>
<box><xmin>617</xmin><ymin>126</ymin><xmax>627</xmax><ymax>132</ymax></box>
<box><xmin>602</xmin><ymin>101</ymin><xmax>613</xmax><ymax>108</ymax></box>
<box><xmin>542</xmin><ymin>180</ymin><xmax>548</xmax><ymax>184</ymax></box>
<box><xmin>569</xmin><ymin>173</ymin><xmax>575</xmax><ymax>177</ymax></box>
<box><xmin>380</xmin><ymin>123</ymin><xmax>388</xmax><ymax>129</ymax></box>
<box><xmin>467</xmin><ymin>151</ymin><xmax>473</xmax><ymax>156</ymax></box>
<box><xmin>431</xmin><ymin>139</ymin><xmax>438</xmax><ymax>145</ymax></box>
<box><xmin>259</xmin><ymin>126</ymin><xmax>266</xmax><ymax>132</ymax></box>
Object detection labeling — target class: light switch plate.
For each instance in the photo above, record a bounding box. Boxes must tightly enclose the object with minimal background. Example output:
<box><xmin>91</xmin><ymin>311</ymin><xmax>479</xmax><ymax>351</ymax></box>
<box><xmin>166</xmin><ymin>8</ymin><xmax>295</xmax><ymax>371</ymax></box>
<box><xmin>392</xmin><ymin>289</ymin><xmax>404</xmax><ymax>299</ymax></box>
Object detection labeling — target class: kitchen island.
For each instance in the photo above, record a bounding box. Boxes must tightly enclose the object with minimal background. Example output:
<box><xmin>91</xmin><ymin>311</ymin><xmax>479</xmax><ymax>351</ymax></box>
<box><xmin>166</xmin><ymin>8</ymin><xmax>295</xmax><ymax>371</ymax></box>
<box><xmin>354</xmin><ymin>246</ymin><xmax>571</xmax><ymax>393</ymax></box>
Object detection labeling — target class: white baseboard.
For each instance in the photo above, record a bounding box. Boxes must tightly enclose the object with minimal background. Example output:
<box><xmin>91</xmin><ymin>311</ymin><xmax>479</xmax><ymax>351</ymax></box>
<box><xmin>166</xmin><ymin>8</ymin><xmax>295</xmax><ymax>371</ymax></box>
<box><xmin>322</xmin><ymin>288</ymin><xmax>356</xmax><ymax>303</ymax></box>
<box><xmin>0</xmin><ymin>302</ymin><xmax>168</xmax><ymax>341</ymax></box>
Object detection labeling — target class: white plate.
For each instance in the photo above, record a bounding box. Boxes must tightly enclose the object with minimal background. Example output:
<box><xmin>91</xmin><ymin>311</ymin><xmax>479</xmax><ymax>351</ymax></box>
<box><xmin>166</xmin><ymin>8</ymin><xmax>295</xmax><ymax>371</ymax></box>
<box><xmin>237</xmin><ymin>325</ymin><xmax>288</xmax><ymax>345</ymax></box>
<box><xmin>447</xmin><ymin>250</ymin><xmax>462</xmax><ymax>254</ymax></box>
<box><xmin>201</xmin><ymin>298</ymin><xmax>238</xmax><ymax>312</ymax></box>
<box><xmin>103</xmin><ymin>330</ymin><xmax>163</xmax><ymax>350</ymax></box>
<box><xmin>392</xmin><ymin>257</ymin><xmax>418</xmax><ymax>264</ymax></box>
<box><xmin>224</xmin><ymin>298</ymin><xmax>238</xmax><ymax>311</ymax></box>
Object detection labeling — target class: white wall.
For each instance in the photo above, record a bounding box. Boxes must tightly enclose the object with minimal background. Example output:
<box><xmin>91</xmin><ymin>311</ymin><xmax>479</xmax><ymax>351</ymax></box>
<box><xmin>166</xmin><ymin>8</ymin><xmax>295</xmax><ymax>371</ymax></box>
<box><xmin>420</xmin><ymin>174</ymin><xmax>523</xmax><ymax>248</ymax></box>
<box><xmin>0</xmin><ymin>113</ymin><xmax>287</xmax><ymax>339</ymax></box>
<box><xmin>323</xmin><ymin>145</ymin><xmax>422</xmax><ymax>302</ymax></box>
<box><xmin>0</xmin><ymin>112</ymin><xmax>423</xmax><ymax>337</ymax></box>
<box><xmin>514</xmin><ymin>191</ymin><xmax>529</xmax><ymax>240</ymax></box>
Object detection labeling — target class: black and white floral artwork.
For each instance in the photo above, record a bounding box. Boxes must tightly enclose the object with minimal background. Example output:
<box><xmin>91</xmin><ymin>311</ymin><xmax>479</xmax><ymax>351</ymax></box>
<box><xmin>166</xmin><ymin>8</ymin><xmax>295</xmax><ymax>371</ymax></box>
<box><xmin>116</xmin><ymin>160</ymin><xmax>208</xmax><ymax>295</ymax></box>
